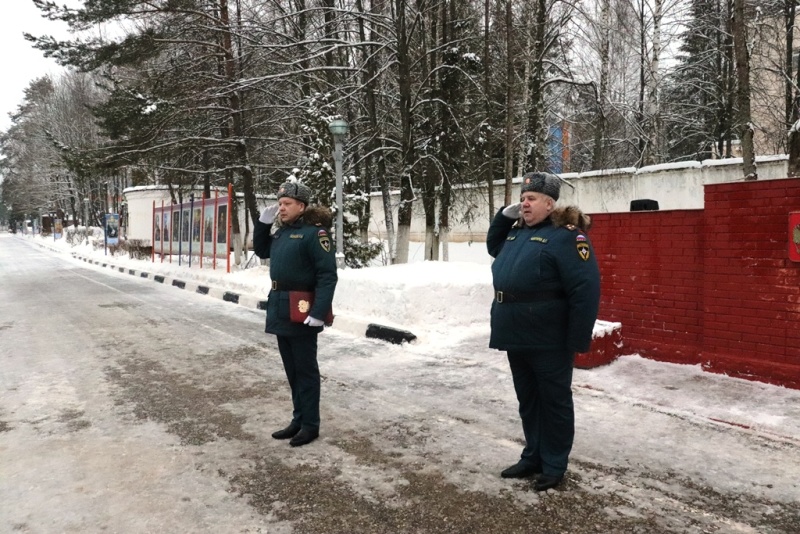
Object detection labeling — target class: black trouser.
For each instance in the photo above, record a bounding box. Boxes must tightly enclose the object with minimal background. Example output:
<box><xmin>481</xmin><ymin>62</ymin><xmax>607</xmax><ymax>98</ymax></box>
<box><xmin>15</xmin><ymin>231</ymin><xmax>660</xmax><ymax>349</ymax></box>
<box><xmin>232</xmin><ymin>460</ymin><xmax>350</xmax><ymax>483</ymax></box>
<box><xmin>506</xmin><ymin>348</ymin><xmax>575</xmax><ymax>477</ymax></box>
<box><xmin>277</xmin><ymin>335</ymin><xmax>320</xmax><ymax>431</ymax></box>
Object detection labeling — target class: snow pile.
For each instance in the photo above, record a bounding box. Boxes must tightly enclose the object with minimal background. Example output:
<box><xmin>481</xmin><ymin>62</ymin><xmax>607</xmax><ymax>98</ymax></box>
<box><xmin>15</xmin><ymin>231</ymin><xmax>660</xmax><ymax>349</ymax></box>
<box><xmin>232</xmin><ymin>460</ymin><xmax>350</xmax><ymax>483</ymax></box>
<box><xmin>334</xmin><ymin>260</ymin><xmax>493</xmax><ymax>338</ymax></box>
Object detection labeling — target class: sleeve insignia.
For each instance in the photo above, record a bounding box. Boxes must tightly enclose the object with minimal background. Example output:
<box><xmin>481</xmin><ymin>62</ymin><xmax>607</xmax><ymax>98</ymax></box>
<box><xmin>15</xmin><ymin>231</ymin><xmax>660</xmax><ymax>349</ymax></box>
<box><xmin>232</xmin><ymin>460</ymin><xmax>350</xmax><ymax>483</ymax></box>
<box><xmin>576</xmin><ymin>234</ymin><xmax>587</xmax><ymax>242</ymax></box>
<box><xmin>318</xmin><ymin>228</ymin><xmax>331</xmax><ymax>252</ymax></box>
<box><xmin>577</xmin><ymin>242</ymin><xmax>590</xmax><ymax>261</ymax></box>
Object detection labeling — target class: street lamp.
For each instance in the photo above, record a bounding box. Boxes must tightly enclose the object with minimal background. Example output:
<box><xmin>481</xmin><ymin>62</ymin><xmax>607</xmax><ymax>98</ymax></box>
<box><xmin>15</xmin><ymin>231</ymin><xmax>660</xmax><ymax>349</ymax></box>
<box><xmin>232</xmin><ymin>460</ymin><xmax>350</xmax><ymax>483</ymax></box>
<box><xmin>188</xmin><ymin>193</ymin><xmax>194</xmax><ymax>267</ymax></box>
<box><xmin>83</xmin><ymin>198</ymin><xmax>91</xmax><ymax>245</ymax></box>
<box><xmin>328</xmin><ymin>118</ymin><xmax>349</xmax><ymax>268</ymax></box>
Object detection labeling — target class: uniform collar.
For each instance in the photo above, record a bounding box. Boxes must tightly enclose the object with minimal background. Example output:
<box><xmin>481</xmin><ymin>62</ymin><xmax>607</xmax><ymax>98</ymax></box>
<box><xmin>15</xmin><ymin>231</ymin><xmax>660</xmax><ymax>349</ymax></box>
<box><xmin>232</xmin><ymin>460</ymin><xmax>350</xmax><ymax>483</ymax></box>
<box><xmin>284</xmin><ymin>215</ymin><xmax>305</xmax><ymax>228</ymax></box>
<box><xmin>522</xmin><ymin>216</ymin><xmax>552</xmax><ymax>230</ymax></box>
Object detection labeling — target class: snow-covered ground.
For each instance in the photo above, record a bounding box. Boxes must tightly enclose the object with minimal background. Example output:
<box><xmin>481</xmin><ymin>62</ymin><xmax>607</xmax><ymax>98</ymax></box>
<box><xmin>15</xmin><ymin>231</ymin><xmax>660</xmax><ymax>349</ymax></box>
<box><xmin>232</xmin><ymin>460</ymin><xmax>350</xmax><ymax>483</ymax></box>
<box><xmin>22</xmin><ymin>230</ymin><xmax>800</xmax><ymax>439</ymax></box>
<box><xmin>7</xmin><ymin>231</ymin><xmax>800</xmax><ymax>532</ymax></box>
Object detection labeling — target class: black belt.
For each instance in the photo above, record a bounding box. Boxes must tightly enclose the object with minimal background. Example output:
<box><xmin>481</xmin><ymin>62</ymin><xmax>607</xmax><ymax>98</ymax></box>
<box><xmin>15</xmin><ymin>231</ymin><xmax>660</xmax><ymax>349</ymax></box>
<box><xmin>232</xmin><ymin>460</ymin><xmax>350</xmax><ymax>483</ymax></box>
<box><xmin>495</xmin><ymin>290</ymin><xmax>565</xmax><ymax>303</ymax></box>
<box><xmin>271</xmin><ymin>281</ymin><xmax>314</xmax><ymax>291</ymax></box>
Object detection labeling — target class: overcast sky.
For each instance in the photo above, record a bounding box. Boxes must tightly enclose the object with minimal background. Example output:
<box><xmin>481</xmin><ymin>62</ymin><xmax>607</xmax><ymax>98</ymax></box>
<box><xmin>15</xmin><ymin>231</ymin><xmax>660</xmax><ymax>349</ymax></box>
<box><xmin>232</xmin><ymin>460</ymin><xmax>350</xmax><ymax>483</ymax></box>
<box><xmin>0</xmin><ymin>2</ymin><xmax>71</xmax><ymax>131</ymax></box>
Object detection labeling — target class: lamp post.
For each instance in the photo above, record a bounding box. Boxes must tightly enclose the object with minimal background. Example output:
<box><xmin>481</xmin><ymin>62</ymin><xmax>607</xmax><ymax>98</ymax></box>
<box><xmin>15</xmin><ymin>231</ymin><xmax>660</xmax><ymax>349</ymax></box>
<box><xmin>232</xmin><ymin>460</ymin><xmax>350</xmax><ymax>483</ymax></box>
<box><xmin>120</xmin><ymin>200</ymin><xmax>127</xmax><ymax>237</ymax></box>
<box><xmin>188</xmin><ymin>193</ymin><xmax>194</xmax><ymax>267</ymax></box>
<box><xmin>328</xmin><ymin>118</ymin><xmax>349</xmax><ymax>268</ymax></box>
<box><xmin>83</xmin><ymin>198</ymin><xmax>91</xmax><ymax>245</ymax></box>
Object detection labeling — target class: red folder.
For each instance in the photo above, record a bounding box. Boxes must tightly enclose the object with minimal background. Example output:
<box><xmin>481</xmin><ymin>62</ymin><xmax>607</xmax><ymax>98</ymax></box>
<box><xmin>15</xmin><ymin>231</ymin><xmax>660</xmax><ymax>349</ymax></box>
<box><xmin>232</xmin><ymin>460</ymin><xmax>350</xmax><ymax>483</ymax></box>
<box><xmin>288</xmin><ymin>291</ymin><xmax>334</xmax><ymax>325</ymax></box>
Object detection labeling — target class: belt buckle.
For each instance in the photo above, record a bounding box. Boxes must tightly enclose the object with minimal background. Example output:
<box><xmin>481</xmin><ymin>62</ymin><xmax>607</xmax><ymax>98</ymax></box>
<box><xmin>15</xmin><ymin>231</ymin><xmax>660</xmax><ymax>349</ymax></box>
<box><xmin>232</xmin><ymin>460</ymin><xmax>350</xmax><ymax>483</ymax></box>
<box><xmin>271</xmin><ymin>280</ymin><xmax>278</xmax><ymax>290</ymax></box>
<box><xmin>496</xmin><ymin>291</ymin><xmax>504</xmax><ymax>303</ymax></box>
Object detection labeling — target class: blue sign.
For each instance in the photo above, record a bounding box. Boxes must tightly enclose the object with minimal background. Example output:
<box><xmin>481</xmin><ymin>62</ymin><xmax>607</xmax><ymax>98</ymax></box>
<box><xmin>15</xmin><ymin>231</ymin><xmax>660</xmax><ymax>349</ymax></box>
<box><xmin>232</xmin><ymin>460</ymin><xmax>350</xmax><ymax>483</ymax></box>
<box><xmin>105</xmin><ymin>213</ymin><xmax>120</xmax><ymax>246</ymax></box>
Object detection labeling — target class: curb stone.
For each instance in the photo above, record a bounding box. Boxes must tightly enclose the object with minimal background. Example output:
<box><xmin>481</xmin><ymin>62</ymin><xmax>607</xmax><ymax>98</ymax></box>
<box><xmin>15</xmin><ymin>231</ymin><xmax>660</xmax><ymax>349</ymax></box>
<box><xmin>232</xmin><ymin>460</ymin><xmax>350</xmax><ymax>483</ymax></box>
<box><xmin>67</xmin><ymin>250</ymin><xmax>418</xmax><ymax>344</ymax></box>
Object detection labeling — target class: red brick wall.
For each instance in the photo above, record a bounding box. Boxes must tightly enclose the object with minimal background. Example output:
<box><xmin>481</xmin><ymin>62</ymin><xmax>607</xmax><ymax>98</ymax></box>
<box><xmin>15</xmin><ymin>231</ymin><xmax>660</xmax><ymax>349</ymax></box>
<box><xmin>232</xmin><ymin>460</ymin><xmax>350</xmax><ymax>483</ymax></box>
<box><xmin>701</xmin><ymin>180</ymin><xmax>800</xmax><ymax>388</ymax></box>
<box><xmin>588</xmin><ymin>178</ymin><xmax>800</xmax><ymax>389</ymax></box>
<box><xmin>590</xmin><ymin>210</ymin><xmax>705</xmax><ymax>363</ymax></box>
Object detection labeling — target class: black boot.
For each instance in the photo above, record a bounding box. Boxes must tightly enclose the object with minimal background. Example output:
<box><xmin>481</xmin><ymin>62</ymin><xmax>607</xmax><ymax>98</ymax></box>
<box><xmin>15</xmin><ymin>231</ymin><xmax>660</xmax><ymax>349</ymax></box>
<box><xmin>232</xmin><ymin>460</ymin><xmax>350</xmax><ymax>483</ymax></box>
<box><xmin>534</xmin><ymin>474</ymin><xmax>564</xmax><ymax>491</ymax></box>
<box><xmin>501</xmin><ymin>460</ymin><xmax>542</xmax><ymax>479</ymax></box>
<box><xmin>271</xmin><ymin>423</ymin><xmax>301</xmax><ymax>440</ymax></box>
<box><xmin>289</xmin><ymin>428</ymin><xmax>319</xmax><ymax>447</ymax></box>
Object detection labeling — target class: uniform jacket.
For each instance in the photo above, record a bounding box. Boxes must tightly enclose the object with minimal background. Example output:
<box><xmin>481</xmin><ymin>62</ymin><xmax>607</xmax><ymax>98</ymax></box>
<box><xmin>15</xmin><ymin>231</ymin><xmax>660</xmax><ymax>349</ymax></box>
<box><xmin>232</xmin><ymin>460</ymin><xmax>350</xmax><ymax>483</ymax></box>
<box><xmin>253</xmin><ymin>207</ymin><xmax>338</xmax><ymax>337</ymax></box>
<box><xmin>487</xmin><ymin>206</ymin><xmax>601</xmax><ymax>353</ymax></box>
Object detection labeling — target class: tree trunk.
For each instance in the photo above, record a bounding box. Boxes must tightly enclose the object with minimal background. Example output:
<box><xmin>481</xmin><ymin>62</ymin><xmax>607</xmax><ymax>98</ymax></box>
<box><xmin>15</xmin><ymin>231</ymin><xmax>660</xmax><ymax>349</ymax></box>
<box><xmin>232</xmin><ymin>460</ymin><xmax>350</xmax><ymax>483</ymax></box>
<box><xmin>419</xmin><ymin>2</ymin><xmax>438</xmax><ymax>261</ymax></box>
<box><xmin>733</xmin><ymin>0</ymin><xmax>757</xmax><ymax>180</ymax></box>
<box><xmin>642</xmin><ymin>0</ymin><xmax>663</xmax><ymax>166</ymax></box>
<box><xmin>504</xmin><ymin>0</ymin><xmax>514</xmax><ymax>205</ymax></box>
<box><xmin>394</xmin><ymin>0</ymin><xmax>415</xmax><ymax>264</ymax></box>
<box><xmin>724</xmin><ymin>0</ymin><xmax>735</xmax><ymax>158</ymax></box>
<box><xmin>789</xmin><ymin>124</ymin><xmax>800</xmax><ymax>177</ymax></box>
<box><xmin>484</xmin><ymin>0</ymin><xmax>495</xmax><ymax>220</ymax></box>
<box><xmin>218</xmin><ymin>0</ymin><xmax>254</xmax><ymax>264</ymax></box>
<box><xmin>786</xmin><ymin>0</ymin><xmax>800</xmax><ymax>175</ymax></box>
<box><xmin>524</xmin><ymin>0</ymin><xmax>547</xmax><ymax>172</ymax></box>
<box><xmin>785</xmin><ymin>0</ymin><xmax>795</xmax><ymax>127</ymax></box>
<box><xmin>638</xmin><ymin>0</ymin><xmax>646</xmax><ymax>161</ymax></box>
<box><xmin>357</xmin><ymin>0</ymin><xmax>393</xmax><ymax>260</ymax></box>
<box><xmin>517</xmin><ymin>2</ymin><xmax>533</xmax><ymax>174</ymax></box>
<box><xmin>592</xmin><ymin>0</ymin><xmax>610</xmax><ymax>170</ymax></box>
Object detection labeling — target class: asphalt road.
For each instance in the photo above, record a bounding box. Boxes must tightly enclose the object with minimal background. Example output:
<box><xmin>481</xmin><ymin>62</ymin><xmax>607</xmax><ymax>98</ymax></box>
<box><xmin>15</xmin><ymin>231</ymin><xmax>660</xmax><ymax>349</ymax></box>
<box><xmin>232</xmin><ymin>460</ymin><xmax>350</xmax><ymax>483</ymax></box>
<box><xmin>1</xmin><ymin>235</ymin><xmax>798</xmax><ymax>533</ymax></box>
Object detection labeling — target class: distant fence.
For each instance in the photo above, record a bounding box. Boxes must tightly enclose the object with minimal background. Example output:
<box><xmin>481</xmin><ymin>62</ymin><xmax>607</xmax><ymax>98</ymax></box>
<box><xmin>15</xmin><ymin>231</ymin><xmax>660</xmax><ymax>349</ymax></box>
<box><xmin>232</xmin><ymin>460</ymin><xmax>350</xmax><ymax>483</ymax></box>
<box><xmin>151</xmin><ymin>184</ymin><xmax>232</xmax><ymax>271</ymax></box>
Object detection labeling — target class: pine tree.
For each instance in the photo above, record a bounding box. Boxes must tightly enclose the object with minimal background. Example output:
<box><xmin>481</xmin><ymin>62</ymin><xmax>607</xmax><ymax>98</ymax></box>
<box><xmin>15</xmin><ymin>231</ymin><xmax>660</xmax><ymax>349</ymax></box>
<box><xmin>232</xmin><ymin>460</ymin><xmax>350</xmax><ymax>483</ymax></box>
<box><xmin>294</xmin><ymin>93</ymin><xmax>381</xmax><ymax>268</ymax></box>
<box><xmin>662</xmin><ymin>0</ymin><xmax>732</xmax><ymax>161</ymax></box>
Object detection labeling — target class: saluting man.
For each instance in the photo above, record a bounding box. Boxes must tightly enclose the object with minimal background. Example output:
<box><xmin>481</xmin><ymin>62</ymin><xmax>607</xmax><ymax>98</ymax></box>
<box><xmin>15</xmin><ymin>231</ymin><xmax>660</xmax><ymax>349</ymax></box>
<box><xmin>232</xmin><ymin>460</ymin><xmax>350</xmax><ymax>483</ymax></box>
<box><xmin>254</xmin><ymin>180</ymin><xmax>338</xmax><ymax>447</ymax></box>
<box><xmin>487</xmin><ymin>171</ymin><xmax>600</xmax><ymax>491</ymax></box>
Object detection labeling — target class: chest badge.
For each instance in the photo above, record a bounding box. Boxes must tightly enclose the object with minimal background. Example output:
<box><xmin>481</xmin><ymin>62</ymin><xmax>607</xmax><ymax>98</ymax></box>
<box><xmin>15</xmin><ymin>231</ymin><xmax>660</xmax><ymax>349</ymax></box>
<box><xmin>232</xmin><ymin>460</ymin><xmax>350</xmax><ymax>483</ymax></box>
<box><xmin>577</xmin><ymin>242</ymin><xmax>590</xmax><ymax>261</ymax></box>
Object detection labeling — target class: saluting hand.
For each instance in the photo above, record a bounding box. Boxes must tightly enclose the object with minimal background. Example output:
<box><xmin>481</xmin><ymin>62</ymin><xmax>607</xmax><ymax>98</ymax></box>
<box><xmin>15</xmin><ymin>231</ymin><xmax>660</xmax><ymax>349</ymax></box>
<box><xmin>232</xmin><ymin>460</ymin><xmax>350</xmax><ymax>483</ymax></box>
<box><xmin>259</xmin><ymin>204</ymin><xmax>279</xmax><ymax>224</ymax></box>
<box><xmin>303</xmin><ymin>316</ymin><xmax>325</xmax><ymax>327</ymax></box>
<box><xmin>501</xmin><ymin>202</ymin><xmax>521</xmax><ymax>219</ymax></box>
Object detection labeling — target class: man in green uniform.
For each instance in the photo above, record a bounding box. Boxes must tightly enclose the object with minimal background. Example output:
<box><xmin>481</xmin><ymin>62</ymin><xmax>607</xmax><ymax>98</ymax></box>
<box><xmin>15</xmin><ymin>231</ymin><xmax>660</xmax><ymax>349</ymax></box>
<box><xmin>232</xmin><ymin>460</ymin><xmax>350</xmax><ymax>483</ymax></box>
<box><xmin>487</xmin><ymin>172</ymin><xmax>600</xmax><ymax>491</ymax></box>
<box><xmin>254</xmin><ymin>180</ymin><xmax>337</xmax><ymax>447</ymax></box>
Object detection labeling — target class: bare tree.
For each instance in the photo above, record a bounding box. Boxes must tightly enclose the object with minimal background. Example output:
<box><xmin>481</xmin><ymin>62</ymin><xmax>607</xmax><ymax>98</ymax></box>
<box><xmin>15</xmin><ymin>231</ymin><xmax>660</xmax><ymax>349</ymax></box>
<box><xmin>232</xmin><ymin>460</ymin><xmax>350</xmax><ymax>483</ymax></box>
<box><xmin>733</xmin><ymin>0</ymin><xmax>757</xmax><ymax>179</ymax></box>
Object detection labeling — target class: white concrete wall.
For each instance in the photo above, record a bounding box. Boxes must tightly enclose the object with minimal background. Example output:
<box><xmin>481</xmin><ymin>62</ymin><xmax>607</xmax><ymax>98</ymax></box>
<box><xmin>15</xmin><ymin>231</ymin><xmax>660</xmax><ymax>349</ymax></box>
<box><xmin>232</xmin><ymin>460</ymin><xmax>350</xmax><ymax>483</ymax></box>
<box><xmin>123</xmin><ymin>155</ymin><xmax>791</xmax><ymax>246</ymax></box>
<box><xmin>367</xmin><ymin>155</ymin><xmax>790</xmax><ymax>242</ymax></box>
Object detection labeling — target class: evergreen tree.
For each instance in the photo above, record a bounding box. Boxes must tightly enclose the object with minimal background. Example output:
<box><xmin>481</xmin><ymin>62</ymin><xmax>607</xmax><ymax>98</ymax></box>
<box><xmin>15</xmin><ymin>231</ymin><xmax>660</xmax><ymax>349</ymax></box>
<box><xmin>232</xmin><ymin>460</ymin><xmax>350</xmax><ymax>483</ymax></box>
<box><xmin>662</xmin><ymin>0</ymin><xmax>732</xmax><ymax>161</ymax></box>
<box><xmin>294</xmin><ymin>93</ymin><xmax>381</xmax><ymax>268</ymax></box>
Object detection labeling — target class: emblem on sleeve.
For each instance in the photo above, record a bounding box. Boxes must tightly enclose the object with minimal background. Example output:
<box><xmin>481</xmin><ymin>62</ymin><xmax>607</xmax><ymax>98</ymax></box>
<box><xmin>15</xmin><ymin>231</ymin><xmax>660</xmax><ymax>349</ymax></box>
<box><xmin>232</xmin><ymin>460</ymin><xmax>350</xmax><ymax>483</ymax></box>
<box><xmin>318</xmin><ymin>229</ymin><xmax>331</xmax><ymax>252</ymax></box>
<box><xmin>577</xmin><ymin>242</ymin><xmax>590</xmax><ymax>261</ymax></box>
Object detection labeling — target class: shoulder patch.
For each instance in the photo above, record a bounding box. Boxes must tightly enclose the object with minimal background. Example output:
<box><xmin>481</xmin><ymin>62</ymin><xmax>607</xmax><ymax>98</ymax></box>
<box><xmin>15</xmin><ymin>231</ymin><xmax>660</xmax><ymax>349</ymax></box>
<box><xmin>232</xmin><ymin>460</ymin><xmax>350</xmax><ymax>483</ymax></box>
<box><xmin>577</xmin><ymin>242</ymin><xmax>590</xmax><ymax>261</ymax></box>
<box><xmin>318</xmin><ymin>229</ymin><xmax>331</xmax><ymax>252</ymax></box>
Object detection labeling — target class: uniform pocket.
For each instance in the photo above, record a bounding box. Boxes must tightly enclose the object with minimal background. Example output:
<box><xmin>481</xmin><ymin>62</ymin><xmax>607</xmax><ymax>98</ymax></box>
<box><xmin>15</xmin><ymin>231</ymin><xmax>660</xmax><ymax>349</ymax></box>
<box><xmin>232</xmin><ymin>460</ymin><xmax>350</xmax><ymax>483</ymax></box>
<box><xmin>277</xmin><ymin>291</ymin><xmax>290</xmax><ymax>320</ymax></box>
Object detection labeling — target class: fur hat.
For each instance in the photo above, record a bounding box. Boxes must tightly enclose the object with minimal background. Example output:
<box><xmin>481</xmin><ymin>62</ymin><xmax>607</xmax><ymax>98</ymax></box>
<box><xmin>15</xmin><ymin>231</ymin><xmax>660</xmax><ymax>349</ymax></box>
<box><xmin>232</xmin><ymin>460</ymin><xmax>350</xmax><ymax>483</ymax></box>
<box><xmin>521</xmin><ymin>172</ymin><xmax>561</xmax><ymax>201</ymax></box>
<box><xmin>277</xmin><ymin>181</ymin><xmax>312</xmax><ymax>205</ymax></box>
